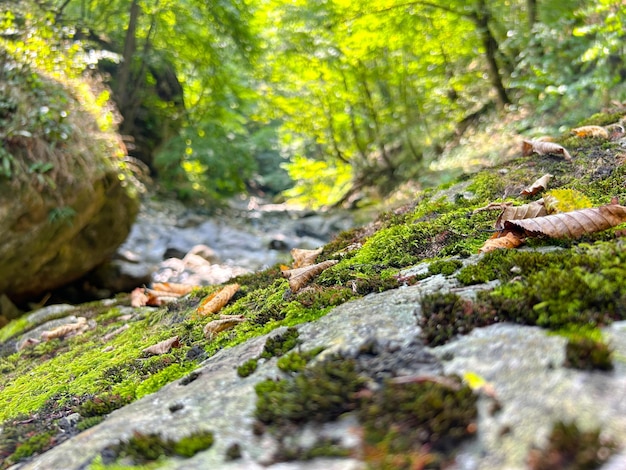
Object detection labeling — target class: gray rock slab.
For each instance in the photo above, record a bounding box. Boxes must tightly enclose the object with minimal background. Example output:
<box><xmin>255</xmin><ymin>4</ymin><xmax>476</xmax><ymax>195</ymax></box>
<box><xmin>18</xmin><ymin>279</ymin><xmax>626</xmax><ymax>469</ymax></box>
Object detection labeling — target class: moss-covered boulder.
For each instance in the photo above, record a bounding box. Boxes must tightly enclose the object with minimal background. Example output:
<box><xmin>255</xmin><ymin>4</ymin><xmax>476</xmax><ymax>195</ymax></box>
<box><xmin>0</xmin><ymin>50</ymin><xmax>139</xmax><ymax>306</ymax></box>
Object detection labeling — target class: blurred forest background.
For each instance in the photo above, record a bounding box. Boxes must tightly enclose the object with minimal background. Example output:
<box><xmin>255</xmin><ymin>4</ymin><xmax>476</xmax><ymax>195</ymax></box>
<box><xmin>1</xmin><ymin>0</ymin><xmax>625</xmax><ymax>209</ymax></box>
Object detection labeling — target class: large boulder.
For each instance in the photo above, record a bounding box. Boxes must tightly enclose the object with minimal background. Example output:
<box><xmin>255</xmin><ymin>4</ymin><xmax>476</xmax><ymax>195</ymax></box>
<box><xmin>0</xmin><ymin>50</ymin><xmax>139</xmax><ymax>305</ymax></box>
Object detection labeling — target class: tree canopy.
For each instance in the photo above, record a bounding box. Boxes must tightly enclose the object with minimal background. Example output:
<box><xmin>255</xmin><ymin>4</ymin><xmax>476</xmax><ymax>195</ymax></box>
<box><xmin>1</xmin><ymin>0</ymin><xmax>625</xmax><ymax>207</ymax></box>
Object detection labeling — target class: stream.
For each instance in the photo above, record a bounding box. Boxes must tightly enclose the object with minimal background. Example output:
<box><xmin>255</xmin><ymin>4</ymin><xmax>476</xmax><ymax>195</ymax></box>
<box><xmin>104</xmin><ymin>195</ymin><xmax>359</xmax><ymax>291</ymax></box>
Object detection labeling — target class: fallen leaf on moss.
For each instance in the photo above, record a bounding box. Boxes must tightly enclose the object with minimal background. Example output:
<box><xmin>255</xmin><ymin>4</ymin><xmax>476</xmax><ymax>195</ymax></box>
<box><xmin>131</xmin><ymin>283</ymin><xmax>197</xmax><ymax>307</ymax></box>
<box><xmin>143</xmin><ymin>335</ymin><xmax>181</xmax><ymax>355</ymax></box>
<box><xmin>203</xmin><ymin>314</ymin><xmax>246</xmax><ymax>339</ymax></box>
<box><xmin>282</xmin><ymin>259</ymin><xmax>339</xmax><ymax>292</ymax></box>
<box><xmin>494</xmin><ymin>200</ymin><xmax>547</xmax><ymax>230</ymax></box>
<box><xmin>41</xmin><ymin>317</ymin><xmax>90</xmax><ymax>341</ymax></box>
<box><xmin>522</xmin><ymin>140</ymin><xmax>572</xmax><ymax>161</ymax></box>
<box><xmin>571</xmin><ymin>125</ymin><xmax>609</xmax><ymax>139</ymax></box>
<box><xmin>291</xmin><ymin>247</ymin><xmax>323</xmax><ymax>268</ymax></box>
<box><xmin>479</xmin><ymin>231</ymin><xmax>524</xmax><ymax>253</ymax></box>
<box><xmin>505</xmin><ymin>204</ymin><xmax>626</xmax><ymax>238</ymax></box>
<box><xmin>130</xmin><ymin>287</ymin><xmax>149</xmax><ymax>307</ymax></box>
<box><xmin>520</xmin><ymin>174</ymin><xmax>552</xmax><ymax>196</ymax></box>
<box><xmin>151</xmin><ymin>282</ymin><xmax>195</xmax><ymax>296</ymax></box>
<box><xmin>196</xmin><ymin>283</ymin><xmax>240</xmax><ymax>316</ymax></box>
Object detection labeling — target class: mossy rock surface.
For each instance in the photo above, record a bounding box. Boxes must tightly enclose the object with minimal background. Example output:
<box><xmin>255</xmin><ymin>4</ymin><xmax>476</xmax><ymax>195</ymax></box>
<box><xmin>0</xmin><ymin>50</ymin><xmax>139</xmax><ymax>306</ymax></box>
<box><xmin>2</xmin><ymin>109</ymin><xmax>626</xmax><ymax>468</ymax></box>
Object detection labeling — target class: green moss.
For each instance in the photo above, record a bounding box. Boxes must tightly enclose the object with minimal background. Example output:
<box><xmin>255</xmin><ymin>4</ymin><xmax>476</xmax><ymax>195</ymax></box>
<box><xmin>418</xmin><ymin>292</ymin><xmax>497</xmax><ymax>346</ymax></box>
<box><xmin>563</xmin><ymin>337</ymin><xmax>613</xmax><ymax>371</ymax></box>
<box><xmin>528</xmin><ymin>421</ymin><xmax>616</xmax><ymax>470</ymax></box>
<box><xmin>318</xmin><ymin>226</ymin><xmax>371</xmax><ymax>261</ymax></box>
<box><xmin>77</xmin><ymin>393</ymin><xmax>132</xmax><ymax>417</ymax></box>
<box><xmin>237</xmin><ymin>358</ymin><xmax>258</xmax><ymax>378</ymax></box>
<box><xmin>8</xmin><ymin>430</ymin><xmax>56</xmax><ymax>463</ymax></box>
<box><xmin>225</xmin><ymin>442</ymin><xmax>242</xmax><ymax>460</ymax></box>
<box><xmin>293</xmin><ymin>285</ymin><xmax>357</xmax><ymax>309</ymax></box>
<box><xmin>135</xmin><ymin>363</ymin><xmax>195</xmax><ymax>399</ymax></box>
<box><xmin>428</xmin><ymin>259</ymin><xmax>463</xmax><ymax>276</ymax></box>
<box><xmin>76</xmin><ymin>415</ymin><xmax>105</xmax><ymax>432</ymax></box>
<box><xmin>273</xmin><ymin>437</ymin><xmax>351</xmax><ymax>462</ymax></box>
<box><xmin>317</xmin><ymin>263</ymin><xmax>400</xmax><ymax>295</ymax></box>
<box><xmin>255</xmin><ymin>353</ymin><xmax>366</xmax><ymax>426</ymax></box>
<box><xmin>105</xmin><ymin>429</ymin><xmax>214</xmax><ymax>464</ymax></box>
<box><xmin>260</xmin><ymin>327</ymin><xmax>300</xmax><ymax>359</ymax></box>
<box><xmin>171</xmin><ymin>430</ymin><xmax>214</xmax><ymax>458</ymax></box>
<box><xmin>359</xmin><ymin>377</ymin><xmax>477</xmax><ymax>459</ymax></box>
<box><xmin>231</xmin><ymin>264</ymin><xmax>284</xmax><ymax>293</ymax></box>
<box><xmin>276</xmin><ymin>346</ymin><xmax>325</xmax><ymax>374</ymax></box>
<box><xmin>575</xmin><ymin>111</ymin><xmax>624</xmax><ymax>127</ymax></box>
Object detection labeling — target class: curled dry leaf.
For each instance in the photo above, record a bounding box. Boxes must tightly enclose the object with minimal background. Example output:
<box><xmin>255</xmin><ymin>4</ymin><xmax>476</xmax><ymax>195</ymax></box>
<box><xmin>522</xmin><ymin>140</ymin><xmax>572</xmax><ymax>161</ymax></box>
<box><xmin>130</xmin><ymin>287</ymin><xmax>149</xmax><ymax>307</ymax></box>
<box><xmin>570</xmin><ymin>125</ymin><xmax>609</xmax><ymax>139</ymax></box>
<box><xmin>203</xmin><ymin>314</ymin><xmax>246</xmax><ymax>339</ymax></box>
<box><xmin>41</xmin><ymin>317</ymin><xmax>90</xmax><ymax>341</ymax></box>
<box><xmin>143</xmin><ymin>335</ymin><xmax>181</xmax><ymax>355</ymax></box>
<box><xmin>605</xmin><ymin>123</ymin><xmax>625</xmax><ymax>139</ymax></box>
<box><xmin>196</xmin><ymin>283</ymin><xmax>240</xmax><ymax>316</ymax></box>
<box><xmin>504</xmin><ymin>204</ymin><xmax>626</xmax><ymax>239</ymax></box>
<box><xmin>282</xmin><ymin>259</ymin><xmax>339</xmax><ymax>292</ymax></box>
<box><xmin>291</xmin><ymin>247</ymin><xmax>323</xmax><ymax>269</ymax></box>
<box><xmin>151</xmin><ymin>282</ymin><xmax>195</xmax><ymax>297</ymax></box>
<box><xmin>520</xmin><ymin>173</ymin><xmax>552</xmax><ymax>196</ymax></box>
<box><xmin>494</xmin><ymin>200</ymin><xmax>547</xmax><ymax>230</ymax></box>
<box><xmin>479</xmin><ymin>231</ymin><xmax>524</xmax><ymax>253</ymax></box>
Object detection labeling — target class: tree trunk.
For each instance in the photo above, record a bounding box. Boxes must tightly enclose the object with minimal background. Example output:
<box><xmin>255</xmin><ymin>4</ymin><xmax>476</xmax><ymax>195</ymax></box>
<box><xmin>117</xmin><ymin>0</ymin><xmax>140</xmax><ymax>136</ymax></box>
<box><xmin>527</xmin><ymin>0</ymin><xmax>538</xmax><ymax>29</ymax></box>
<box><xmin>472</xmin><ymin>0</ymin><xmax>511</xmax><ymax>108</ymax></box>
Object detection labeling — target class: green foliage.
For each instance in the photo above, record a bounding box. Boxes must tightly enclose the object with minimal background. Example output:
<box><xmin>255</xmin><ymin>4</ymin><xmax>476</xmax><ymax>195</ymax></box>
<box><xmin>154</xmin><ymin>123</ymin><xmax>257</xmax><ymax>202</ymax></box>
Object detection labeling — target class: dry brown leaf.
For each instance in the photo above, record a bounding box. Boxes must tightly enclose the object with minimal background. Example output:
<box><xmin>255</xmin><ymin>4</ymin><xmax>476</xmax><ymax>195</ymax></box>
<box><xmin>494</xmin><ymin>200</ymin><xmax>547</xmax><ymax>230</ymax></box>
<box><xmin>479</xmin><ymin>231</ymin><xmax>525</xmax><ymax>253</ymax></box>
<box><xmin>520</xmin><ymin>174</ymin><xmax>552</xmax><ymax>196</ymax></box>
<box><xmin>151</xmin><ymin>282</ymin><xmax>195</xmax><ymax>296</ymax></box>
<box><xmin>571</xmin><ymin>125</ymin><xmax>609</xmax><ymax>139</ymax></box>
<box><xmin>605</xmin><ymin>123</ymin><xmax>625</xmax><ymax>139</ymax></box>
<box><xmin>196</xmin><ymin>283</ymin><xmax>240</xmax><ymax>317</ymax></box>
<box><xmin>504</xmin><ymin>204</ymin><xmax>626</xmax><ymax>238</ymax></box>
<box><xmin>291</xmin><ymin>247</ymin><xmax>323</xmax><ymax>268</ymax></box>
<box><xmin>41</xmin><ymin>317</ymin><xmax>90</xmax><ymax>341</ymax></box>
<box><xmin>143</xmin><ymin>335</ymin><xmax>180</xmax><ymax>355</ymax></box>
<box><xmin>130</xmin><ymin>287</ymin><xmax>149</xmax><ymax>307</ymax></box>
<box><xmin>203</xmin><ymin>314</ymin><xmax>246</xmax><ymax>339</ymax></box>
<box><xmin>522</xmin><ymin>140</ymin><xmax>572</xmax><ymax>161</ymax></box>
<box><xmin>282</xmin><ymin>259</ymin><xmax>339</xmax><ymax>292</ymax></box>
